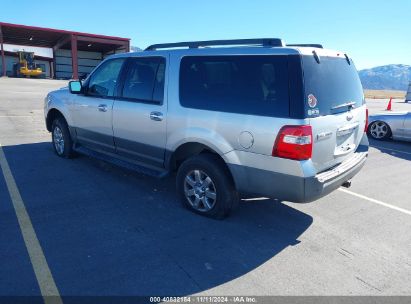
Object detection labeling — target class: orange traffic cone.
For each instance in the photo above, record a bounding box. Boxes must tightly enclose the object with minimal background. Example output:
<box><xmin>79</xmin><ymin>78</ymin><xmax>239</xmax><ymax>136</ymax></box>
<box><xmin>386</xmin><ymin>97</ymin><xmax>392</xmax><ymax>111</ymax></box>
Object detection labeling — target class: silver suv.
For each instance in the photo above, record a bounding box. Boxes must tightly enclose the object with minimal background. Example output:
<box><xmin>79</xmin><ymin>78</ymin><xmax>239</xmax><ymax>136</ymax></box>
<box><xmin>44</xmin><ymin>38</ymin><xmax>369</xmax><ymax>219</ymax></box>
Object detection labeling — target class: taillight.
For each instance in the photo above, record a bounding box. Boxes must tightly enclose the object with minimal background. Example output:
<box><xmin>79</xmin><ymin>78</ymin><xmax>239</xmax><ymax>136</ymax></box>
<box><xmin>364</xmin><ymin>108</ymin><xmax>369</xmax><ymax>132</ymax></box>
<box><xmin>272</xmin><ymin>125</ymin><xmax>313</xmax><ymax>160</ymax></box>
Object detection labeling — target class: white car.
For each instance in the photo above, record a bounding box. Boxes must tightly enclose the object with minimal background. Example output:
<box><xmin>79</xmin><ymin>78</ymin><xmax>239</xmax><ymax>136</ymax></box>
<box><xmin>368</xmin><ymin>111</ymin><xmax>411</xmax><ymax>141</ymax></box>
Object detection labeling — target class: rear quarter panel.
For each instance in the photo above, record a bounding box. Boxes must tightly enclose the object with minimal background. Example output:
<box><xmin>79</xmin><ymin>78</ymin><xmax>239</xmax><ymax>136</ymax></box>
<box><xmin>166</xmin><ymin>49</ymin><xmax>308</xmax><ymax>162</ymax></box>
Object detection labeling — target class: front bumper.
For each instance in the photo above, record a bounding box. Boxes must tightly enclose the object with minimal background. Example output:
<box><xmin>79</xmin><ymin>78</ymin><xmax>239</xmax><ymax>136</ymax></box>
<box><xmin>228</xmin><ymin>140</ymin><xmax>368</xmax><ymax>203</ymax></box>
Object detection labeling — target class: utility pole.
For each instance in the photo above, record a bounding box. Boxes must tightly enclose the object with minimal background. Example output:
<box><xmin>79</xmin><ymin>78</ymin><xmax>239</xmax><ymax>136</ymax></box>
<box><xmin>0</xmin><ymin>25</ymin><xmax>6</xmax><ymax>77</ymax></box>
<box><xmin>406</xmin><ymin>81</ymin><xmax>411</xmax><ymax>103</ymax></box>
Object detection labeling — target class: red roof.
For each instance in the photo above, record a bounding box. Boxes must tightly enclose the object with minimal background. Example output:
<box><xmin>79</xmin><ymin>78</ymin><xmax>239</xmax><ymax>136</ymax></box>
<box><xmin>0</xmin><ymin>22</ymin><xmax>130</xmax><ymax>52</ymax></box>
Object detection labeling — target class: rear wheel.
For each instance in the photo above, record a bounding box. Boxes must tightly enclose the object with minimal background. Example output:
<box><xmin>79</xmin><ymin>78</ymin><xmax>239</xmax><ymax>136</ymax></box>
<box><xmin>368</xmin><ymin>121</ymin><xmax>391</xmax><ymax>140</ymax></box>
<box><xmin>176</xmin><ymin>154</ymin><xmax>238</xmax><ymax>219</ymax></box>
<box><xmin>51</xmin><ymin>117</ymin><xmax>74</xmax><ymax>158</ymax></box>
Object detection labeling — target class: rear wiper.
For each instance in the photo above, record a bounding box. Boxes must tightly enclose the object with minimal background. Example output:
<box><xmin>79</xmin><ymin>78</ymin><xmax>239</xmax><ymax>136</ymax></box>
<box><xmin>331</xmin><ymin>101</ymin><xmax>356</xmax><ymax>110</ymax></box>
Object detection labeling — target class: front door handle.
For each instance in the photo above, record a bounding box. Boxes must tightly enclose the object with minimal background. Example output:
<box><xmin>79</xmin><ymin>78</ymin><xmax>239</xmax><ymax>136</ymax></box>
<box><xmin>150</xmin><ymin>111</ymin><xmax>163</xmax><ymax>121</ymax></box>
<box><xmin>98</xmin><ymin>104</ymin><xmax>107</xmax><ymax>112</ymax></box>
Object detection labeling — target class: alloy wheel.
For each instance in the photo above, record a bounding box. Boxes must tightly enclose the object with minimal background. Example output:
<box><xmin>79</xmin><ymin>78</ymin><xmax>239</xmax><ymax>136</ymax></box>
<box><xmin>184</xmin><ymin>169</ymin><xmax>217</xmax><ymax>212</ymax></box>
<box><xmin>53</xmin><ymin>126</ymin><xmax>65</xmax><ymax>155</ymax></box>
<box><xmin>370</xmin><ymin>121</ymin><xmax>389</xmax><ymax>139</ymax></box>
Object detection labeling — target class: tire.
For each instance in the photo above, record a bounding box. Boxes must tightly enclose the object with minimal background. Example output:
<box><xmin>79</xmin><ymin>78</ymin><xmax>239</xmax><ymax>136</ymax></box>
<box><xmin>176</xmin><ymin>153</ymin><xmax>239</xmax><ymax>219</ymax></box>
<box><xmin>367</xmin><ymin>121</ymin><xmax>392</xmax><ymax>140</ymax></box>
<box><xmin>51</xmin><ymin>117</ymin><xmax>74</xmax><ymax>158</ymax></box>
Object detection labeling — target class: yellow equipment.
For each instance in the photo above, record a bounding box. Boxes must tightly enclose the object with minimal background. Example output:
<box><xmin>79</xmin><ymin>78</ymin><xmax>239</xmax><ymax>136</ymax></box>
<box><xmin>13</xmin><ymin>51</ymin><xmax>43</xmax><ymax>77</ymax></box>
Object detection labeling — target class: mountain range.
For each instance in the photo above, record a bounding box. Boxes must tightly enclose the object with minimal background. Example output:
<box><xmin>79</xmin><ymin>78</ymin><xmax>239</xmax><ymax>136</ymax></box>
<box><xmin>359</xmin><ymin>64</ymin><xmax>411</xmax><ymax>91</ymax></box>
<box><xmin>130</xmin><ymin>46</ymin><xmax>143</xmax><ymax>52</ymax></box>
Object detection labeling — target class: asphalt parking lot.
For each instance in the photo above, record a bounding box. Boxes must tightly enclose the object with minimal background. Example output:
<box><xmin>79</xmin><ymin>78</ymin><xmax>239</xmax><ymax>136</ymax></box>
<box><xmin>0</xmin><ymin>78</ymin><xmax>410</xmax><ymax>299</ymax></box>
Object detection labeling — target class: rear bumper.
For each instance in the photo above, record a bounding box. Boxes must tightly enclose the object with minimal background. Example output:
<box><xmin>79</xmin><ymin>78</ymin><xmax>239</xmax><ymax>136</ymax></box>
<box><xmin>227</xmin><ymin>138</ymin><xmax>368</xmax><ymax>203</ymax></box>
<box><xmin>302</xmin><ymin>145</ymin><xmax>367</xmax><ymax>202</ymax></box>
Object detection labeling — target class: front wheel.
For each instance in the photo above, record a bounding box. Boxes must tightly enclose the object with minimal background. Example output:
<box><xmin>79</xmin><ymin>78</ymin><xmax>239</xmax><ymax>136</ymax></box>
<box><xmin>368</xmin><ymin>121</ymin><xmax>391</xmax><ymax>140</ymax></box>
<box><xmin>176</xmin><ymin>154</ymin><xmax>238</xmax><ymax>219</ymax></box>
<box><xmin>51</xmin><ymin>117</ymin><xmax>74</xmax><ymax>158</ymax></box>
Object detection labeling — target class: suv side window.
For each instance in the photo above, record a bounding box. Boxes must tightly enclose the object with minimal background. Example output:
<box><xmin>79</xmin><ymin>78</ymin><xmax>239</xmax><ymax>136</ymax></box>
<box><xmin>121</xmin><ymin>57</ymin><xmax>166</xmax><ymax>104</ymax></box>
<box><xmin>179</xmin><ymin>55</ymin><xmax>289</xmax><ymax>117</ymax></box>
<box><xmin>87</xmin><ymin>58</ymin><xmax>125</xmax><ymax>98</ymax></box>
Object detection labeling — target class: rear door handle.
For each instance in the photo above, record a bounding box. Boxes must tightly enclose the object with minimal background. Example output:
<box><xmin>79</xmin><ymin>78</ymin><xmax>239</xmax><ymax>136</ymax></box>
<box><xmin>98</xmin><ymin>104</ymin><xmax>107</xmax><ymax>112</ymax></box>
<box><xmin>150</xmin><ymin>111</ymin><xmax>163</xmax><ymax>121</ymax></box>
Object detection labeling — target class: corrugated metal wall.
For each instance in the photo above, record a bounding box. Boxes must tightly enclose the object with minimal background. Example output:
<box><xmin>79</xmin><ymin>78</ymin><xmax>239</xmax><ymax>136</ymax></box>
<box><xmin>103</xmin><ymin>48</ymin><xmax>127</xmax><ymax>59</ymax></box>
<box><xmin>55</xmin><ymin>49</ymin><xmax>102</xmax><ymax>79</ymax></box>
<box><xmin>4</xmin><ymin>56</ymin><xmax>18</xmax><ymax>76</ymax></box>
<box><xmin>0</xmin><ymin>49</ymin><xmax>127</xmax><ymax>79</ymax></box>
<box><xmin>406</xmin><ymin>82</ymin><xmax>411</xmax><ymax>102</ymax></box>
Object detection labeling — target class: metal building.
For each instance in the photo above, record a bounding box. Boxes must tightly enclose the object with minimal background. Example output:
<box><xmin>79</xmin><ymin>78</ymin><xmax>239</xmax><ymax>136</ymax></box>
<box><xmin>0</xmin><ymin>22</ymin><xmax>130</xmax><ymax>79</ymax></box>
<box><xmin>406</xmin><ymin>81</ymin><xmax>411</xmax><ymax>103</ymax></box>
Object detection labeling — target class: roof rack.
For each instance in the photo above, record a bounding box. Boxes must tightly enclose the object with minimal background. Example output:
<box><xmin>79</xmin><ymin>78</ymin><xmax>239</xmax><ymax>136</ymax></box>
<box><xmin>287</xmin><ymin>44</ymin><xmax>323</xmax><ymax>48</ymax></box>
<box><xmin>145</xmin><ymin>38</ymin><xmax>285</xmax><ymax>51</ymax></box>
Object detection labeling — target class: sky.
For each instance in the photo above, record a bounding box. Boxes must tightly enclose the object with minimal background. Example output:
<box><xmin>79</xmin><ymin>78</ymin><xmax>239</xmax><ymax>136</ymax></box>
<box><xmin>1</xmin><ymin>0</ymin><xmax>410</xmax><ymax>70</ymax></box>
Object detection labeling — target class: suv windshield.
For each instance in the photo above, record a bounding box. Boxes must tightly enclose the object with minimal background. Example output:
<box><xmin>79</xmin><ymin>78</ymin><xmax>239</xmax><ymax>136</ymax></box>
<box><xmin>302</xmin><ymin>55</ymin><xmax>364</xmax><ymax>116</ymax></box>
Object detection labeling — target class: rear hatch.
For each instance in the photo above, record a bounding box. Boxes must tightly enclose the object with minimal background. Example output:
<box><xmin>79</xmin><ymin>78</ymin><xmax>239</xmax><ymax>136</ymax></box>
<box><xmin>301</xmin><ymin>50</ymin><xmax>367</xmax><ymax>173</ymax></box>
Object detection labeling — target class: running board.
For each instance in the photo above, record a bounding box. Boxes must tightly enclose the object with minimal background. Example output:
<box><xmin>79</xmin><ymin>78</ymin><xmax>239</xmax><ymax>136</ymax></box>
<box><xmin>74</xmin><ymin>146</ymin><xmax>169</xmax><ymax>178</ymax></box>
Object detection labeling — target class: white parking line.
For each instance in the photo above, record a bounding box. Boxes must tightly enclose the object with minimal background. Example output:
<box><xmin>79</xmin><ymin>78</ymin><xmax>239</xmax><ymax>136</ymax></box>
<box><xmin>338</xmin><ymin>188</ymin><xmax>411</xmax><ymax>216</ymax></box>
<box><xmin>371</xmin><ymin>145</ymin><xmax>411</xmax><ymax>156</ymax></box>
<box><xmin>0</xmin><ymin>115</ymin><xmax>32</xmax><ymax>118</ymax></box>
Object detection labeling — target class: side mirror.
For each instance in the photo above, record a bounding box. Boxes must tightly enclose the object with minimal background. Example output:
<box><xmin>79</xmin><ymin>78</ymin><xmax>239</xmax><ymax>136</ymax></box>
<box><xmin>69</xmin><ymin>81</ymin><xmax>82</xmax><ymax>94</ymax></box>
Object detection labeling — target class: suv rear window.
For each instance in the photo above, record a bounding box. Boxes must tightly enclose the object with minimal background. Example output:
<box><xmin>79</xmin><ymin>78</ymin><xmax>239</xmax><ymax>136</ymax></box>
<box><xmin>179</xmin><ymin>56</ymin><xmax>289</xmax><ymax>117</ymax></box>
<box><xmin>302</xmin><ymin>55</ymin><xmax>364</xmax><ymax>116</ymax></box>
